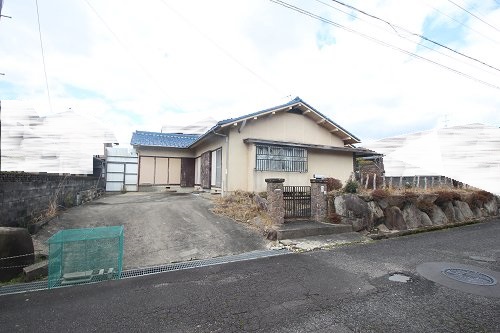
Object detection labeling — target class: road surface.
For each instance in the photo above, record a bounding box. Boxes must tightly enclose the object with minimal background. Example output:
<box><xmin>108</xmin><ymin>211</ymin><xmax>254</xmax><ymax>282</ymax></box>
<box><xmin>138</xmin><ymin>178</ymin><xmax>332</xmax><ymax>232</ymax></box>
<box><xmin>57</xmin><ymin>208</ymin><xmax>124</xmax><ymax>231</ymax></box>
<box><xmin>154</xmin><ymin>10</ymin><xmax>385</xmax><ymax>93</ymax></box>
<box><xmin>3</xmin><ymin>219</ymin><xmax>499</xmax><ymax>332</ymax></box>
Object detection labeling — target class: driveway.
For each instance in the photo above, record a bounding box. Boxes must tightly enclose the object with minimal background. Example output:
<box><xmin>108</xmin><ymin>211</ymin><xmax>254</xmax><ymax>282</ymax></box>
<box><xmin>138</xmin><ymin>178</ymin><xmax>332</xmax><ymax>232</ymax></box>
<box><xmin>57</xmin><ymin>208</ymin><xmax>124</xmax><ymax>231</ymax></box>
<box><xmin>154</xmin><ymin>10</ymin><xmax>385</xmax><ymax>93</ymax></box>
<box><xmin>32</xmin><ymin>192</ymin><xmax>268</xmax><ymax>269</ymax></box>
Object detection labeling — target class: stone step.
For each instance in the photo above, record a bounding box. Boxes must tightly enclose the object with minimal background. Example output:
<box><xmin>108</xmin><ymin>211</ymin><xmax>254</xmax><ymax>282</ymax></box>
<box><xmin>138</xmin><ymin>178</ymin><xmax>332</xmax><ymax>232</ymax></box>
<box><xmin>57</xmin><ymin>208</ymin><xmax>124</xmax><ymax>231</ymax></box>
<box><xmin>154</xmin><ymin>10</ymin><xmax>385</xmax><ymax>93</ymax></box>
<box><xmin>276</xmin><ymin>220</ymin><xmax>353</xmax><ymax>240</ymax></box>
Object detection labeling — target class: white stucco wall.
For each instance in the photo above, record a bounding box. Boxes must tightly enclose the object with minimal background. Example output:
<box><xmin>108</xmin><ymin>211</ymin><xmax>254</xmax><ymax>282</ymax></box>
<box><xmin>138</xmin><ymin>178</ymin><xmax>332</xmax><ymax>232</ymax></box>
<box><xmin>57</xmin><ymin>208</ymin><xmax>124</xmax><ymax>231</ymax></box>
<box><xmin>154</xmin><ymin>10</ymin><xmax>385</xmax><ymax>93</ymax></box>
<box><xmin>225</xmin><ymin>111</ymin><xmax>355</xmax><ymax>192</ymax></box>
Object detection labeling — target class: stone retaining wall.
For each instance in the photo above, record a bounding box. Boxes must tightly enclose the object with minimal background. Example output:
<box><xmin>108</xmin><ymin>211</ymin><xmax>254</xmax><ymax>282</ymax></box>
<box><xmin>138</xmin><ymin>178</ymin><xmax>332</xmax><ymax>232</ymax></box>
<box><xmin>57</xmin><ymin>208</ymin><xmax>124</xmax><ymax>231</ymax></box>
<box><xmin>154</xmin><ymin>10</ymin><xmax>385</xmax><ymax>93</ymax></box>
<box><xmin>0</xmin><ymin>172</ymin><xmax>102</xmax><ymax>228</ymax></box>
<box><xmin>329</xmin><ymin>192</ymin><xmax>500</xmax><ymax>232</ymax></box>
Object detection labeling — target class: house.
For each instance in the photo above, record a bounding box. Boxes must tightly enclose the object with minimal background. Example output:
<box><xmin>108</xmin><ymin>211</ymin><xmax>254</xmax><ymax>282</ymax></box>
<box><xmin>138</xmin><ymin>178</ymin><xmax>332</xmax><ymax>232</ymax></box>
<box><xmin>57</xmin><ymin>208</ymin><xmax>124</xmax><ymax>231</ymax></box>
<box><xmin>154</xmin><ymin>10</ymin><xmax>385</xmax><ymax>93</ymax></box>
<box><xmin>130</xmin><ymin>97</ymin><xmax>374</xmax><ymax>194</ymax></box>
<box><xmin>362</xmin><ymin>123</ymin><xmax>500</xmax><ymax>195</ymax></box>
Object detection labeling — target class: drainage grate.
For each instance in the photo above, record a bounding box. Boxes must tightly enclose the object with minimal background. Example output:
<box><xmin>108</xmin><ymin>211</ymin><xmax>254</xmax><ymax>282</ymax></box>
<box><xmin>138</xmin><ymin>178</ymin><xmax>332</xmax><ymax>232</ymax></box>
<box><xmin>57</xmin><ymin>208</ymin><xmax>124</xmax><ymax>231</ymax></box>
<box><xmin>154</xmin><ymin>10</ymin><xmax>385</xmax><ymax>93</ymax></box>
<box><xmin>121</xmin><ymin>249</ymin><xmax>289</xmax><ymax>278</ymax></box>
<box><xmin>0</xmin><ymin>249</ymin><xmax>290</xmax><ymax>296</ymax></box>
<box><xmin>442</xmin><ymin>268</ymin><xmax>497</xmax><ymax>286</ymax></box>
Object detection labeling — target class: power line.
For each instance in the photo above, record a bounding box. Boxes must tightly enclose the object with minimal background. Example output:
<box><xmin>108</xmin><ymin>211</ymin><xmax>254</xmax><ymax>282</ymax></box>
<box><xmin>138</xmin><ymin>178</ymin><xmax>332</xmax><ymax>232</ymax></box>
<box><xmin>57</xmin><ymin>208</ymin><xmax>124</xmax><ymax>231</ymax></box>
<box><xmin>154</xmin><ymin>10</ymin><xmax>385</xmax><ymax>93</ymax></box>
<box><xmin>35</xmin><ymin>0</ymin><xmax>52</xmax><ymax>112</ymax></box>
<box><xmin>158</xmin><ymin>0</ymin><xmax>284</xmax><ymax>96</ymax></box>
<box><xmin>421</xmin><ymin>0</ymin><xmax>500</xmax><ymax>47</ymax></box>
<box><xmin>82</xmin><ymin>0</ymin><xmax>184</xmax><ymax>111</ymax></box>
<box><xmin>315</xmin><ymin>0</ymin><xmax>500</xmax><ymax>78</ymax></box>
<box><xmin>269</xmin><ymin>0</ymin><xmax>500</xmax><ymax>91</ymax></box>
<box><xmin>446</xmin><ymin>0</ymin><xmax>500</xmax><ymax>34</ymax></box>
<box><xmin>324</xmin><ymin>0</ymin><xmax>500</xmax><ymax>74</ymax></box>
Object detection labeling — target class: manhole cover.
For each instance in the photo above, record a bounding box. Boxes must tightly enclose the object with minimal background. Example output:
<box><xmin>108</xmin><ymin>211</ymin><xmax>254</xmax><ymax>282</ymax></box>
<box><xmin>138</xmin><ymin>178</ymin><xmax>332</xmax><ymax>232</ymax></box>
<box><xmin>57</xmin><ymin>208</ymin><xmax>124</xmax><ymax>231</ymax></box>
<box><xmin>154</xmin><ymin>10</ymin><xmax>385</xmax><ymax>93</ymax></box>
<box><xmin>442</xmin><ymin>268</ymin><xmax>497</xmax><ymax>286</ymax></box>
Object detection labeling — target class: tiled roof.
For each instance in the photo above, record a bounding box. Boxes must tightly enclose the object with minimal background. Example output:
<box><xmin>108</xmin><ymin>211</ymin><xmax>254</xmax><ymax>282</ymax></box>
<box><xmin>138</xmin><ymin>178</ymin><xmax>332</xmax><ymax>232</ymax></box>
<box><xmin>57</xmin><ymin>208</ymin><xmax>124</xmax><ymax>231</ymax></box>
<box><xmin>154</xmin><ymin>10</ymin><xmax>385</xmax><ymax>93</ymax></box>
<box><xmin>130</xmin><ymin>131</ymin><xmax>200</xmax><ymax>148</ymax></box>
<box><xmin>217</xmin><ymin>97</ymin><xmax>303</xmax><ymax>126</ymax></box>
<box><xmin>131</xmin><ymin>97</ymin><xmax>360</xmax><ymax>148</ymax></box>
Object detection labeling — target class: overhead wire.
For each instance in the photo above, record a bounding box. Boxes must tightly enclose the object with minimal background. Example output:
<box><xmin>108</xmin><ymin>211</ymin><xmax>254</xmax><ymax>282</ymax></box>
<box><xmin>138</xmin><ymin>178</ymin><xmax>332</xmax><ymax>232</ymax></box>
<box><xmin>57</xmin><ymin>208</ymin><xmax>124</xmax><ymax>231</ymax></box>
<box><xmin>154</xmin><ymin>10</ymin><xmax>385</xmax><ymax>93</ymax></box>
<box><xmin>269</xmin><ymin>0</ymin><xmax>500</xmax><ymax>91</ymax></box>
<box><xmin>314</xmin><ymin>0</ymin><xmax>500</xmax><ymax>78</ymax></box>
<box><xmin>82</xmin><ymin>0</ymin><xmax>184</xmax><ymax>111</ymax></box>
<box><xmin>446</xmin><ymin>0</ymin><xmax>500</xmax><ymax>34</ymax></box>
<box><xmin>35</xmin><ymin>0</ymin><xmax>52</xmax><ymax>112</ymax></box>
<box><xmin>420</xmin><ymin>0</ymin><xmax>500</xmax><ymax>47</ymax></box>
<box><xmin>158</xmin><ymin>0</ymin><xmax>285</xmax><ymax>96</ymax></box>
<box><xmin>324</xmin><ymin>0</ymin><xmax>500</xmax><ymax>74</ymax></box>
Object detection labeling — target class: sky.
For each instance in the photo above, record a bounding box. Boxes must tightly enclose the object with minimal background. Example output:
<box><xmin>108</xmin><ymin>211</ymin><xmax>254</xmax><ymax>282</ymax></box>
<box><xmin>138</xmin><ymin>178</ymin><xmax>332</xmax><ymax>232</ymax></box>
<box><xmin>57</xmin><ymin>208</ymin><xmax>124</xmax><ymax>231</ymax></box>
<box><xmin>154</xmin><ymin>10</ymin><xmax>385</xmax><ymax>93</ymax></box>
<box><xmin>1</xmin><ymin>0</ymin><xmax>500</xmax><ymax>146</ymax></box>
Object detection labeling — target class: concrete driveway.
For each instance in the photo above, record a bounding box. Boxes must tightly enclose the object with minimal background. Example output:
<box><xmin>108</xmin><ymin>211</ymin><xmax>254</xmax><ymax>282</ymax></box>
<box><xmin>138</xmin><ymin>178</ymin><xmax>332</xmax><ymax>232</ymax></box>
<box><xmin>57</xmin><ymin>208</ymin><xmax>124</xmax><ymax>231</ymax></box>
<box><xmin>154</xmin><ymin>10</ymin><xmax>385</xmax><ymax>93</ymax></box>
<box><xmin>32</xmin><ymin>192</ymin><xmax>268</xmax><ymax>269</ymax></box>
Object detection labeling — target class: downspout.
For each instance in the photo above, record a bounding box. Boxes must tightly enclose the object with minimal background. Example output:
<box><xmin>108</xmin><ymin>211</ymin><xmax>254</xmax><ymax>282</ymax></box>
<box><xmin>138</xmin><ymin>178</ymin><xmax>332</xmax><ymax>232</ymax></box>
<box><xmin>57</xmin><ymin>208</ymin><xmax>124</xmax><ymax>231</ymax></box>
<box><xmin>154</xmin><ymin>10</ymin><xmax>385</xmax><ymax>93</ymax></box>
<box><xmin>212</xmin><ymin>128</ymin><xmax>229</xmax><ymax>195</ymax></box>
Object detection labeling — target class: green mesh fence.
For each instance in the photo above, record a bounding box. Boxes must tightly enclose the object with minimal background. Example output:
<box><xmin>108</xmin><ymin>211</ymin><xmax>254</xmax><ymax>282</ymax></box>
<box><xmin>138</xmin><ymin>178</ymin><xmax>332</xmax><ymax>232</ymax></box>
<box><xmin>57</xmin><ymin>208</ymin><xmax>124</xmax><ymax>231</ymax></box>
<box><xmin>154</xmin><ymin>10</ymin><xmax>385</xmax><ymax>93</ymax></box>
<box><xmin>48</xmin><ymin>226</ymin><xmax>124</xmax><ymax>289</ymax></box>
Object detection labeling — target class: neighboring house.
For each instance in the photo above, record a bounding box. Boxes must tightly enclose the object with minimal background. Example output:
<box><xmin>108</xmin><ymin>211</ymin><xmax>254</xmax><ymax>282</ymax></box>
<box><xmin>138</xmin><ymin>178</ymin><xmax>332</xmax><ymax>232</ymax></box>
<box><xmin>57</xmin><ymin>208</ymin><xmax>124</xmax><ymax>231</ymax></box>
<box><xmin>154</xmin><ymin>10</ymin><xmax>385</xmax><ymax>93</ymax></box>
<box><xmin>362</xmin><ymin>123</ymin><xmax>500</xmax><ymax>195</ymax></box>
<box><xmin>1</xmin><ymin>100</ymin><xmax>117</xmax><ymax>174</ymax></box>
<box><xmin>131</xmin><ymin>97</ymin><xmax>374</xmax><ymax>194</ymax></box>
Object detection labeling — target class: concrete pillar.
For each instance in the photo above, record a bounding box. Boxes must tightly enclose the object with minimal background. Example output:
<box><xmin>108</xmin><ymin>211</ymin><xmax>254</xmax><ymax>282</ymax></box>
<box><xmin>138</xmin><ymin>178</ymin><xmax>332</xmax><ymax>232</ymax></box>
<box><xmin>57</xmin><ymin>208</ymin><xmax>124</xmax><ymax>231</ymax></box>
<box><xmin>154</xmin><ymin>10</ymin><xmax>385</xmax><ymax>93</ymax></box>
<box><xmin>265</xmin><ymin>178</ymin><xmax>285</xmax><ymax>225</ymax></box>
<box><xmin>310</xmin><ymin>179</ymin><xmax>328</xmax><ymax>223</ymax></box>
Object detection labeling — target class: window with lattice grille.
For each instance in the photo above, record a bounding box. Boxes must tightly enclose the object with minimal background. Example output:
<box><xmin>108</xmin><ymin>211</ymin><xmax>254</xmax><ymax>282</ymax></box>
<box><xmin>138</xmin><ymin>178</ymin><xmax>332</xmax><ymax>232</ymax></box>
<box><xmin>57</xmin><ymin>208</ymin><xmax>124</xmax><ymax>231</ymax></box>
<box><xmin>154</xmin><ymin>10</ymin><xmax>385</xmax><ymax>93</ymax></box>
<box><xmin>255</xmin><ymin>145</ymin><xmax>307</xmax><ymax>172</ymax></box>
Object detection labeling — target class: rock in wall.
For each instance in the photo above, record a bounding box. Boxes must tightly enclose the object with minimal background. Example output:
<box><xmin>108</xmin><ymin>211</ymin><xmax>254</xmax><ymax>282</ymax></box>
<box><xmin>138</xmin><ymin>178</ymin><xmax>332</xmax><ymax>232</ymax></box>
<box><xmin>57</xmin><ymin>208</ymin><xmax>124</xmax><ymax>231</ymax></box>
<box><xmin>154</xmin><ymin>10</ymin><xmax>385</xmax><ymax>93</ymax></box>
<box><xmin>330</xmin><ymin>192</ymin><xmax>495</xmax><ymax>232</ymax></box>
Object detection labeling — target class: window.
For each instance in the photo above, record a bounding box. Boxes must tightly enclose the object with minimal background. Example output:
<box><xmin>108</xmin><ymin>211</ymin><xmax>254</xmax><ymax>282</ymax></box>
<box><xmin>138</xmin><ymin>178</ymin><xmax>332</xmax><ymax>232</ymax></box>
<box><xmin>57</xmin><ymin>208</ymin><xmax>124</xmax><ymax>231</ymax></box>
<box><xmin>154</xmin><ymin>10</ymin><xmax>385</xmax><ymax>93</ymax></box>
<box><xmin>255</xmin><ymin>145</ymin><xmax>307</xmax><ymax>172</ymax></box>
<box><xmin>211</xmin><ymin>148</ymin><xmax>222</xmax><ymax>188</ymax></box>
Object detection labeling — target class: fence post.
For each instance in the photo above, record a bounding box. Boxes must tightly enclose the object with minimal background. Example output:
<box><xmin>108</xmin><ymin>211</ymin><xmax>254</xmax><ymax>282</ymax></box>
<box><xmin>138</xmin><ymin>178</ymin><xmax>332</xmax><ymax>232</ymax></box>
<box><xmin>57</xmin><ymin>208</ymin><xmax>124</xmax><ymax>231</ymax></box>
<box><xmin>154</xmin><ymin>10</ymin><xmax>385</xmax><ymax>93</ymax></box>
<box><xmin>265</xmin><ymin>178</ymin><xmax>285</xmax><ymax>225</ymax></box>
<box><xmin>373</xmin><ymin>173</ymin><xmax>377</xmax><ymax>190</ymax></box>
<box><xmin>424</xmin><ymin>177</ymin><xmax>428</xmax><ymax>190</ymax></box>
<box><xmin>310</xmin><ymin>179</ymin><xmax>328</xmax><ymax>223</ymax></box>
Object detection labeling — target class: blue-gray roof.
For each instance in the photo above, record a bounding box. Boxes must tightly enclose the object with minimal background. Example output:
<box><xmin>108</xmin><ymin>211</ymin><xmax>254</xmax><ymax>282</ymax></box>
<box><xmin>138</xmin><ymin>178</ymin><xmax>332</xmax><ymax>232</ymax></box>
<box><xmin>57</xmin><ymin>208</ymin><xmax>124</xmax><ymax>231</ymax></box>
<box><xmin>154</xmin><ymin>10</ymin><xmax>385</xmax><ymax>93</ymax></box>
<box><xmin>130</xmin><ymin>131</ymin><xmax>200</xmax><ymax>148</ymax></box>
<box><xmin>217</xmin><ymin>97</ymin><xmax>304</xmax><ymax>126</ymax></box>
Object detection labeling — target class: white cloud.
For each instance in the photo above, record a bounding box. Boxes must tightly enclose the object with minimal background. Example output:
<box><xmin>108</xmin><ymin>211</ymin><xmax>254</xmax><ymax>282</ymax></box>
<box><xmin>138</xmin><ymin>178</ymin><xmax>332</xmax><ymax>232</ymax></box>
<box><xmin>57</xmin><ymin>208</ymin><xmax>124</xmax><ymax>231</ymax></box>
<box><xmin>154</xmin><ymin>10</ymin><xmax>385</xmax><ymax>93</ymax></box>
<box><xmin>0</xmin><ymin>0</ymin><xmax>499</xmax><ymax>148</ymax></box>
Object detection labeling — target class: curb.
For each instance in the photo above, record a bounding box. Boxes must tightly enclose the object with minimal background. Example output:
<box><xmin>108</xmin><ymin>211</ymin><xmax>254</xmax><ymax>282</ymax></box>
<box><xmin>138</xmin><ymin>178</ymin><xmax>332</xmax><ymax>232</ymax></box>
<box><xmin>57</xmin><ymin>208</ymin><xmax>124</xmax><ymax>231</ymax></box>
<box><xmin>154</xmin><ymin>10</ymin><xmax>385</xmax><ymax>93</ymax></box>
<box><xmin>368</xmin><ymin>216</ymin><xmax>497</xmax><ymax>240</ymax></box>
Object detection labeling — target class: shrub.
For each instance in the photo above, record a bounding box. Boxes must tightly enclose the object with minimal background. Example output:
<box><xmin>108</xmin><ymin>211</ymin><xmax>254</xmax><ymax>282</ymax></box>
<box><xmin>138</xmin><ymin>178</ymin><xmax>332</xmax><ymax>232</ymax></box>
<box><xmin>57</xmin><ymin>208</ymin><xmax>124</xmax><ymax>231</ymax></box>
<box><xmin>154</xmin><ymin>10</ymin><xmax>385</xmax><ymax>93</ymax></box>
<box><xmin>343</xmin><ymin>180</ymin><xmax>359</xmax><ymax>194</ymax></box>
<box><xmin>372</xmin><ymin>189</ymin><xmax>389</xmax><ymax>200</ymax></box>
<box><xmin>417</xmin><ymin>200</ymin><xmax>434</xmax><ymax>215</ymax></box>
<box><xmin>325</xmin><ymin>177</ymin><xmax>343</xmax><ymax>191</ymax></box>
<box><xmin>402</xmin><ymin>191</ymin><xmax>418</xmax><ymax>204</ymax></box>
<box><xmin>467</xmin><ymin>190</ymin><xmax>494</xmax><ymax>209</ymax></box>
<box><xmin>434</xmin><ymin>190</ymin><xmax>460</xmax><ymax>206</ymax></box>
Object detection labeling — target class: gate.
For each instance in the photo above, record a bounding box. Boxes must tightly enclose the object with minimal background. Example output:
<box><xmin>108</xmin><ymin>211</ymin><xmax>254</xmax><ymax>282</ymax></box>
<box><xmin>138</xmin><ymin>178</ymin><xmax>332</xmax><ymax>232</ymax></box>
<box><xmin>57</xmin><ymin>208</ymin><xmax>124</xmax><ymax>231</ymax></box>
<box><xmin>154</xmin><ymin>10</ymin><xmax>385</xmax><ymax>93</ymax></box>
<box><xmin>283</xmin><ymin>186</ymin><xmax>311</xmax><ymax>218</ymax></box>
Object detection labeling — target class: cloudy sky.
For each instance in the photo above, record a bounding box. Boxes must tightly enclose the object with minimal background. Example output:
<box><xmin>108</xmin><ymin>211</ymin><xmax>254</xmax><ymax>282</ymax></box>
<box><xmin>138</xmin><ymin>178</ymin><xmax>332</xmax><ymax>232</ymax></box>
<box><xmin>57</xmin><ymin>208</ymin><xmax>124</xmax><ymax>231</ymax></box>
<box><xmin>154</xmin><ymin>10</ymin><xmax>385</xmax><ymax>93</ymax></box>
<box><xmin>1</xmin><ymin>0</ymin><xmax>500</xmax><ymax>145</ymax></box>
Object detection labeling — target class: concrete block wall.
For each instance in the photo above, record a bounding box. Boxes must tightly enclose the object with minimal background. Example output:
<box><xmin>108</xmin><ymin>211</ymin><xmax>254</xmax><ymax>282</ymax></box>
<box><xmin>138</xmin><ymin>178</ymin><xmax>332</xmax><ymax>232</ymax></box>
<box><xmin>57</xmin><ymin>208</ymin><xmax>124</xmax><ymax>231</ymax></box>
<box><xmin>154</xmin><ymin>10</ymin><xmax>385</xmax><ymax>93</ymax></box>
<box><xmin>0</xmin><ymin>172</ymin><xmax>101</xmax><ymax>228</ymax></box>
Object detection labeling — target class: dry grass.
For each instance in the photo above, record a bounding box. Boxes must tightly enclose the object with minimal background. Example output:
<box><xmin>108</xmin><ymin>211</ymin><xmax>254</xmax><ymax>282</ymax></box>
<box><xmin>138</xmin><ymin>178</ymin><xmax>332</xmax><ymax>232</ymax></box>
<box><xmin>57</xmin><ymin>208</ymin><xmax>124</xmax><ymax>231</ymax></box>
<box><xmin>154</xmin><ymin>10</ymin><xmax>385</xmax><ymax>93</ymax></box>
<box><xmin>371</xmin><ymin>189</ymin><xmax>390</xmax><ymax>200</ymax></box>
<box><xmin>466</xmin><ymin>190</ymin><xmax>494</xmax><ymax>209</ymax></box>
<box><xmin>416</xmin><ymin>200</ymin><xmax>434</xmax><ymax>215</ymax></box>
<box><xmin>434</xmin><ymin>190</ymin><xmax>461</xmax><ymax>206</ymax></box>
<box><xmin>29</xmin><ymin>175</ymin><xmax>68</xmax><ymax>226</ymax></box>
<box><xmin>211</xmin><ymin>191</ymin><xmax>274</xmax><ymax>232</ymax></box>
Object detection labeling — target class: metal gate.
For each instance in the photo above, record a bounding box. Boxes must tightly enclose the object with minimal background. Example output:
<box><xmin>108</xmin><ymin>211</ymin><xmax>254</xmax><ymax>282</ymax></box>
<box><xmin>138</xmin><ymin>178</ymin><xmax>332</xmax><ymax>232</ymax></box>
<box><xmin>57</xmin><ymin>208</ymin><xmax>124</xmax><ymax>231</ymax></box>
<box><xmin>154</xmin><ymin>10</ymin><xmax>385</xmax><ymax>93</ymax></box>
<box><xmin>105</xmin><ymin>147</ymin><xmax>138</xmax><ymax>192</ymax></box>
<box><xmin>283</xmin><ymin>186</ymin><xmax>311</xmax><ymax>218</ymax></box>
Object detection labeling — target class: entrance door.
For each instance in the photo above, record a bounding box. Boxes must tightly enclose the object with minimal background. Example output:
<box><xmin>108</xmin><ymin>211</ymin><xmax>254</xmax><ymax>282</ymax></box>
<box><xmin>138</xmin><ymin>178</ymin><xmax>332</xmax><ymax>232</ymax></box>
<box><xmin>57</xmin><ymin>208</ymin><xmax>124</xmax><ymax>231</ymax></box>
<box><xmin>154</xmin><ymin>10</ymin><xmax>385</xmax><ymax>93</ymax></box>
<box><xmin>180</xmin><ymin>158</ymin><xmax>195</xmax><ymax>187</ymax></box>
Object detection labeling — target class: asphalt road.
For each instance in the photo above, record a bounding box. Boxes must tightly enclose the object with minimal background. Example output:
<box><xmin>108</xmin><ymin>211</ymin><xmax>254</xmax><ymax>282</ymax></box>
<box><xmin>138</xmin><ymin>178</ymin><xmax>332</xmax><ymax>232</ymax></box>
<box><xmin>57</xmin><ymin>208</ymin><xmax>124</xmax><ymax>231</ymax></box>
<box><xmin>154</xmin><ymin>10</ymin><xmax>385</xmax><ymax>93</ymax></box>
<box><xmin>32</xmin><ymin>192</ymin><xmax>268</xmax><ymax>268</ymax></box>
<box><xmin>3</xmin><ymin>219</ymin><xmax>499</xmax><ymax>332</ymax></box>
